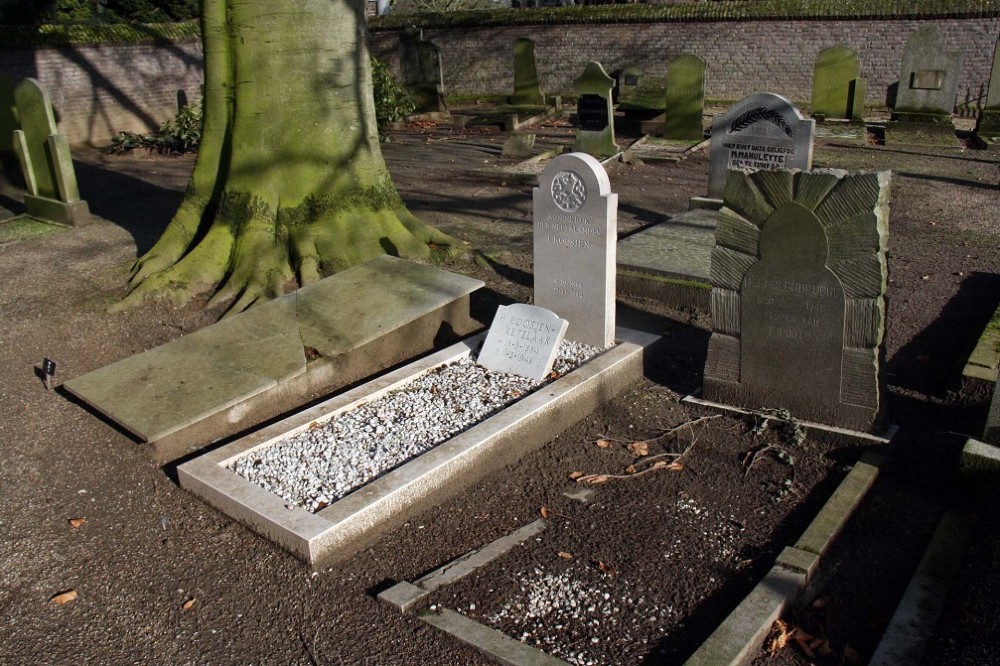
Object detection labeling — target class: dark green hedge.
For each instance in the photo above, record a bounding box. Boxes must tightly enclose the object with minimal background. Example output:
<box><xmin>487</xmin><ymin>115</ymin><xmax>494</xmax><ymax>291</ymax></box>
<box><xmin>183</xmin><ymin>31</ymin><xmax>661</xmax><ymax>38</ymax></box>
<box><xmin>0</xmin><ymin>20</ymin><xmax>199</xmax><ymax>47</ymax></box>
<box><xmin>371</xmin><ymin>0</ymin><xmax>1000</xmax><ymax>31</ymax></box>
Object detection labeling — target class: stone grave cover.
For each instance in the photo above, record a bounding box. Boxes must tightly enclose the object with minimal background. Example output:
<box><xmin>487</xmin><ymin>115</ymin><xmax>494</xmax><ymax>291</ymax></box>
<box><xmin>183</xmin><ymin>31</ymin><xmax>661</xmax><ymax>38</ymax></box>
<box><xmin>707</xmin><ymin>93</ymin><xmax>814</xmax><ymax>199</ymax></box>
<box><xmin>478</xmin><ymin>303</ymin><xmax>568</xmax><ymax>380</ymax></box>
<box><xmin>703</xmin><ymin>168</ymin><xmax>891</xmax><ymax>432</ymax></box>
<box><xmin>533</xmin><ymin>152</ymin><xmax>617</xmax><ymax>349</ymax></box>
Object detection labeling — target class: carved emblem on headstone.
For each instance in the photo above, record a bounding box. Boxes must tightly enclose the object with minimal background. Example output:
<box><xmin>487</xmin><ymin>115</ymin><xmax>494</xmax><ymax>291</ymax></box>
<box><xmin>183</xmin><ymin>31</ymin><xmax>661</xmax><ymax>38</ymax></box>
<box><xmin>550</xmin><ymin>171</ymin><xmax>586</xmax><ymax>212</ymax></box>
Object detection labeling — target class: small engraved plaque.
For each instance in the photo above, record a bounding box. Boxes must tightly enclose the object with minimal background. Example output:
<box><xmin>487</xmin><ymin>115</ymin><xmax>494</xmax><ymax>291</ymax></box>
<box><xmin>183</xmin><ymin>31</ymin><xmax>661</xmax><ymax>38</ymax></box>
<box><xmin>911</xmin><ymin>70</ymin><xmax>944</xmax><ymax>90</ymax></box>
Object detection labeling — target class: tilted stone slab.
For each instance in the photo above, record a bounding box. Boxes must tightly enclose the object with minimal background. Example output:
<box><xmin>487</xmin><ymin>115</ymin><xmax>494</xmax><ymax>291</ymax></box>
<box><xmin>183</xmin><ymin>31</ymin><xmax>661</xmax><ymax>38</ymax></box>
<box><xmin>703</xmin><ymin>169</ymin><xmax>891</xmax><ymax>432</ymax></box>
<box><xmin>65</xmin><ymin>256</ymin><xmax>483</xmax><ymax>462</ymax></box>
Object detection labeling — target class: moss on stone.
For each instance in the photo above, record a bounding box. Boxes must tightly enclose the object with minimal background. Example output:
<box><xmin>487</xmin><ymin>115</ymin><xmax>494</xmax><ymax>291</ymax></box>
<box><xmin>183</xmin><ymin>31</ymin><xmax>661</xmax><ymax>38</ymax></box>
<box><xmin>0</xmin><ymin>21</ymin><xmax>200</xmax><ymax>48</ymax></box>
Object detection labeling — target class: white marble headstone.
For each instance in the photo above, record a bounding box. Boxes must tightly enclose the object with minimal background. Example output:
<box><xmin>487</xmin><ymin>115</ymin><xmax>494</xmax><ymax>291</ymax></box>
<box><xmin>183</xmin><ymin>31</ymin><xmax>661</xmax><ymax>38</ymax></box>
<box><xmin>533</xmin><ymin>152</ymin><xmax>617</xmax><ymax>348</ymax></box>
<box><xmin>477</xmin><ymin>303</ymin><xmax>568</xmax><ymax>381</ymax></box>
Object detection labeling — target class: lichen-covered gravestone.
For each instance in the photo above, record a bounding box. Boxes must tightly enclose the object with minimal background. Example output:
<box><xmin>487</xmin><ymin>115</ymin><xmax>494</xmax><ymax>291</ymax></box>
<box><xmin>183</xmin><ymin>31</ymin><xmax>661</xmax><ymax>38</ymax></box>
<box><xmin>573</xmin><ymin>62</ymin><xmax>619</xmax><ymax>159</ymax></box>
<box><xmin>533</xmin><ymin>152</ymin><xmax>617</xmax><ymax>348</ymax></box>
<box><xmin>811</xmin><ymin>45</ymin><xmax>865</xmax><ymax>122</ymax></box>
<box><xmin>12</xmin><ymin>78</ymin><xmax>89</xmax><ymax>226</ymax></box>
<box><xmin>887</xmin><ymin>25</ymin><xmax>963</xmax><ymax>145</ymax></box>
<box><xmin>976</xmin><ymin>34</ymin><xmax>1000</xmax><ymax>140</ymax></box>
<box><xmin>399</xmin><ymin>30</ymin><xmax>446</xmax><ymax>114</ymax></box>
<box><xmin>703</xmin><ymin>168</ymin><xmax>891</xmax><ymax>432</ymax></box>
<box><xmin>508</xmin><ymin>38</ymin><xmax>546</xmax><ymax>107</ymax></box>
<box><xmin>477</xmin><ymin>303</ymin><xmax>568</xmax><ymax>381</ymax></box>
<box><xmin>662</xmin><ymin>54</ymin><xmax>705</xmax><ymax>141</ymax></box>
<box><xmin>706</xmin><ymin>93</ymin><xmax>814</xmax><ymax>201</ymax></box>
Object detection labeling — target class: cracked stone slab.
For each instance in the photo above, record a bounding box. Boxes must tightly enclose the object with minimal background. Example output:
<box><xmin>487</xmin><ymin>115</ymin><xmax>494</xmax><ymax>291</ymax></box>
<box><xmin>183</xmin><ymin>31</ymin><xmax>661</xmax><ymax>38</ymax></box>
<box><xmin>65</xmin><ymin>256</ymin><xmax>483</xmax><ymax>455</ymax></box>
<box><xmin>617</xmin><ymin>209</ymin><xmax>719</xmax><ymax>282</ymax></box>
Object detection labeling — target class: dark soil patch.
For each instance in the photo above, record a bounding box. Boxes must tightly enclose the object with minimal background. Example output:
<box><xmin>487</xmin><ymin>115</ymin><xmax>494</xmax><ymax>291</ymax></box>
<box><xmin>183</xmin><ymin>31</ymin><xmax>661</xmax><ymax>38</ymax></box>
<box><xmin>0</xmin><ymin>119</ymin><xmax>997</xmax><ymax>665</ymax></box>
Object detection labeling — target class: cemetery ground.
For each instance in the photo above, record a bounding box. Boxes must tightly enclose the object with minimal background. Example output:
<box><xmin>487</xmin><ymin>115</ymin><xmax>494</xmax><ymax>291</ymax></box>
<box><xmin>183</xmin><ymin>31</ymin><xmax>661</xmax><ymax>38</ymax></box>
<box><xmin>1</xmin><ymin>119</ymin><xmax>999</xmax><ymax>665</ymax></box>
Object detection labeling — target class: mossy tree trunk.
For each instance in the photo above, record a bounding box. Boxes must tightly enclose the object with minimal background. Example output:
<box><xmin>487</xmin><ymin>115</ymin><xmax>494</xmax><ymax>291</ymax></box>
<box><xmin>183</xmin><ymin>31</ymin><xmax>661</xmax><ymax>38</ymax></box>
<box><xmin>118</xmin><ymin>0</ymin><xmax>462</xmax><ymax>312</ymax></box>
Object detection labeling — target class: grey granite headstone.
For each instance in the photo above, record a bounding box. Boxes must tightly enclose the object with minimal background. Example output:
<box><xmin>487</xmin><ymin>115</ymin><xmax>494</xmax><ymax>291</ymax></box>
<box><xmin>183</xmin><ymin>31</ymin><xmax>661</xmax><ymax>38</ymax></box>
<box><xmin>478</xmin><ymin>303</ymin><xmax>568</xmax><ymax>380</ymax></box>
<box><xmin>703</xmin><ymin>168</ymin><xmax>891</xmax><ymax>432</ymax></box>
<box><xmin>573</xmin><ymin>62</ymin><xmax>619</xmax><ymax>159</ymax></box>
<box><xmin>662</xmin><ymin>54</ymin><xmax>705</xmax><ymax>141</ymax></box>
<box><xmin>986</xmin><ymin>377</ymin><xmax>1000</xmax><ymax>445</ymax></box>
<box><xmin>707</xmin><ymin>93</ymin><xmax>814</xmax><ymax>200</ymax></box>
<box><xmin>976</xmin><ymin>34</ymin><xmax>1000</xmax><ymax>140</ymax></box>
<box><xmin>534</xmin><ymin>152</ymin><xmax>617</xmax><ymax>348</ymax></box>
<box><xmin>508</xmin><ymin>38</ymin><xmax>546</xmax><ymax>107</ymax></box>
<box><xmin>400</xmin><ymin>30</ymin><xmax>447</xmax><ymax>114</ymax></box>
<box><xmin>812</xmin><ymin>45</ymin><xmax>865</xmax><ymax>121</ymax></box>
<box><xmin>11</xmin><ymin>78</ymin><xmax>89</xmax><ymax>225</ymax></box>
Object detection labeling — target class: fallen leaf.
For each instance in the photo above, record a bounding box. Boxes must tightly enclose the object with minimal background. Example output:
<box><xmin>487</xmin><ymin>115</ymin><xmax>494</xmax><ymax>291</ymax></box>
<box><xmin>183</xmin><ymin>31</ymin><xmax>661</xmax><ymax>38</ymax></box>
<box><xmin>581</xmin><ymin>474</ymin><xmax>610</xmax><ymax>485</ymax></box>
<box><xmin>557</xmin><ymin>551</ymin><xmax>573</xmax><ymax>559</ymax></box>
<box><xmin>793</xmin><ymin>634</ymin><xmax>815</xmax><ymax>657</ymax></box>
<box><xmin>595</xmin><ymin>439</ymin><xmax>612</xmax><ymax>449</ymax></box>
<box><xmin>540</xmin><ymin>506</ymin><xmax>550</xmax><ymax>519</ymax></box>
<box><xmin>181</xmin><ymin>597</ymin><xmax>196</xmax><ymax>611</ymax></box>
<box><xmin>666</xmin><ymin>461</ymin><xmax>684</xmax><ymax>472</ymax></box>
<box><xmin>68</xmin><ymin>517</ymin><xmax>86</xmax><ymax>529</ymax></box>
<box><xmin>625</xmin><ymin>465</ymin><xmax>637</xmax><ymax>474</ymax></box>
<box><xmin>627</xmin><ymin>440</ymin><xmax>650</xmax><ymax>456</ymax></box>
<box><xmin>50</xmin><ymin>589</ymin><xmax>77</xmax><ymax>605</ymax></box>
<box><xmin>594</xmin><ymin>560</ymin><xmax>617</xmax><ymax>575</ymax></box>
<box><xmin>766</xmin><ymin>620</ymin><xmax>793</xmax><ymax>656</ymax></box>
<box><xmin>568</xmin><ymin>471</ymin><xmax>585</xmax><ymax>481</ymax></box>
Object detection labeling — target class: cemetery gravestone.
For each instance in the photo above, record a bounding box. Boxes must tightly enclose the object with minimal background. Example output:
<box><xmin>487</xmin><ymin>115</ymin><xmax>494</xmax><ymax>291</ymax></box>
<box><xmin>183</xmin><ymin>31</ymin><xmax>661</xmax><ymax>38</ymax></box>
<box><xmin>811</xmin><ymin>45</ymin><xmax>865</xmax><ymax>121</ymax></box>
<box><xmin>662</xmin><ymin>54</ymin><xmax>706</xmax><ymax>141</ymax></box>
<box><xmin>508</xmin><ymin>38</ymin><xmax>546</xmax><ymax>107</ymax></box>
<box><xmin>707</xmin><ymin>93</ymin><xmax>814</xmax><ymax>200</ymax></box>
<box><xmin>976</xmin><ymin>34</ymin><xmax>1000</xmax><ymax>140</ymax></box>
<box><xmin>534</xmin><ymin>152</ymin><xmax>617</xmax><ymax>349</ymax></box>
<box><xmin>399</xmin><ymin>30</ymin><xmax>447</xmax><ymax>114</ymax></box>
<box><xmin>12</xmin><ymin>78</ymin><xmax>89</xmax><ymax>226</ymax></box>
<box><xmin>478</xmin><ymin>303</ymin><xmax>568</xmax><ymax>381</ymax></box>
<box><xmin>703</xmin><ymin>168</ymin><xmax>891</xmax><ymax>433</ymax></box>
<box><xmin>573</xmin><ymin>62</ymin><xmax>619</xmax><ymax>159</ymax></box>
<box><xmin>888</xmin><ymin>25</ymin><xmax>963</xmax><ymax>144</ymax></box>
<box><xmin>616</xmin><ymin>63</ymin><xmax>642</xmax><ymax>105</ymax></box>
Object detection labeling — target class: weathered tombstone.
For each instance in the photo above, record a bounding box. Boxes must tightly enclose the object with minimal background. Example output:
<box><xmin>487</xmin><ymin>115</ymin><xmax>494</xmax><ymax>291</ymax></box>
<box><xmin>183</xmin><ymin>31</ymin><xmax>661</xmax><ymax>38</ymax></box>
<box><xmin>706</xmin><ymin>93</ymin><xmax>815</xmax><ymax>200</ymax></box>
<box><xmin>573</xmin><ymin>62</ymin><xmax>619</xmax><ymax>159</ymax></box>
<box><xmin>887</xmin><ymin>26</ymin><xmax>963</xmax><ymax>144</ymax></box>
<box><xmin>616</xmin><ymin>63</ymin><xmax>642</xmax><ymax>105</ymax></box>
<box><xmin>12</xmin><ymin>78</ymin><xmax>89</xmax><ymax>226</ymax></box>
<box><xmin>478</xmin><ymin>303</ymin><xmax>568</xmax><ymax>381</ymax></box>
<box><xmin>508</xmin><ymin>38</ymin><xmax>546</xmax><ymax>107</ymax></box>
<box><xmin>986</xmin><ymin>377</ymin><xmax>1000</xmax><ymax>444</ymax></box>
<box><xmin>976</xmin><ymin>34</ymin><xmax>1000</xmax><ymax>140</ymax></box>
<box><xmin>662</xmin><ymin>54</ymin><xmax>706</xmax><ymax>141</ymax></box>
<box><xmin>534</xmin><ymin>152</ymin><xmax>617</xmax><ymax>348</ymax></box>
<box><xmin>703</xmin><ymin>168</ymin><xmax>891</xmax><ymax>432</ymax></box>
<box><xmin>811</xmin><ymin>45</ymin><xmax>865</xmax><ymax>121</ymax></box>
<box><xmin>502</xmin><ymin>132</ymin><xmax>536</xmax><ymax>158</ymax></box>
<box><xmin>399</xmin><ymin>30</ymin><xmax>447</xmax><ymax>114</ymax></box>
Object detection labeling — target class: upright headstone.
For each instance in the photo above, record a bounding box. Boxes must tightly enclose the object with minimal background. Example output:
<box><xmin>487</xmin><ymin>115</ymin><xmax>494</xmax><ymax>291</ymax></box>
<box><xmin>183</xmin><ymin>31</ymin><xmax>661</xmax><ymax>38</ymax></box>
<box><xmin>811</xmin><ymin>45</ymin><xmax>865</xmax><ymax>121</ymax></box>
<box><xmin>573</xmin><ymin>62</ymin><xmax>619</xmax><ymax>159</ymax></box>
<box><xmin>703</xmin><ymin>168</ymin><xmax>891</xmax><ymax>432</ymax></box>
<box><xmin>976</xmin><ymin>34</ymin><xmax>1000</xmax><ymax>140</ymax></box>
<box><xmin>478</xmin><ymin>303</ymin><xmax>568</xmax><ymax>381</ymax></box>
<box><xmin>662</xmin><ymin>54</ymin><xmax>706</xmax><ymax>141</ymax></box>
<box><xmin>706</xmin><ymin>93</ymin><xmax>814</xmax><ymax>200</ymax></box>
<box><xmin>888</xmin><ymin>26</ymin><xmax>963</xmax><ymax>144</ymax></box>
<box><xmin>508</xmin><ymin>38</ymin><xmax>546</xmax><ymax>107</ymax></box>
<box><xmin>616</xmin><ymin>63</ymin><xmax>642</xmax><ymax>105</ymax></box>
<box><xmin>399</xmin><ymin>30</ymin><xmax>447</xmax><ymax>114</ymax></box>
<box><xmin>533</xmin><ymin>152</ymin><xmax>617</xmax><ymax>348</ymax></box>
<box><xmin>11</xmin><ymin>78</ymin><xmax>89</xmax><ymax>226</ymax></box>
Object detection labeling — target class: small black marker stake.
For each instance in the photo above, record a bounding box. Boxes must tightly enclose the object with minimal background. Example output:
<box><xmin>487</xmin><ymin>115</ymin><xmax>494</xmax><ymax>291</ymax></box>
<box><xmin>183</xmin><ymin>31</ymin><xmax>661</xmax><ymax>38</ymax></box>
<box><xmin>42</xmin><ymin>358</ymin><xmax>57</xmax><ymax>391</ymax></box>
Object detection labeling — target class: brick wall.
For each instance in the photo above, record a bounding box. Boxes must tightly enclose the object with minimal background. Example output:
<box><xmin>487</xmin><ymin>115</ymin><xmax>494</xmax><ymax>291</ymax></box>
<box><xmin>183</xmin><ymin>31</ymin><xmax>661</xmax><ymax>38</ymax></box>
<box><xmin>370</xmin><ymin>17</ymin><xmax>1000</xmax><ymax>115</ymax></box>
<box><xmin>1</xmin><ymin>40</ymin><xmax>203</xmax><ymax>147</ymax></box>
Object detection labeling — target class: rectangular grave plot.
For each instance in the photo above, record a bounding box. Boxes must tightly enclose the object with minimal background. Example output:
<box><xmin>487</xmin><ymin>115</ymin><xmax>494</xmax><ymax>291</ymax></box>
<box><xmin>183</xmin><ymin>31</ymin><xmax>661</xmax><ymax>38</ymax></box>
<box><xmin>178</xmin><ymin>328</ymin><xmax>658</xmax><ymax>567</ymax></box>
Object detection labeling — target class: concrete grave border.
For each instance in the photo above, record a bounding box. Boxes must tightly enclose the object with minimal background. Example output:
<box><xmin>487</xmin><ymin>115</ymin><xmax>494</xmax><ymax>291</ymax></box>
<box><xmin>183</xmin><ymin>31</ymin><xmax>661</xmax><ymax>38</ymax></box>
<box><xmin>178</xmin><ymin>326</ymin><xmax>658</xmax><ymax>568</ymax></box>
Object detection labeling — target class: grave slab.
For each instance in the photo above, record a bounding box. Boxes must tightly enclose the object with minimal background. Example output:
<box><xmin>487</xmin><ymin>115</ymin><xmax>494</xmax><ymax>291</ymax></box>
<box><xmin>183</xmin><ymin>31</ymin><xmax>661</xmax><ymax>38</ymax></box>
<box><xmin>177</xmin><ymin>326</ymin><xmax>658</xmax><ymax>567</ymax></box>
<box><xmin>66</xmin><ymin>256</ymin><xmax>483</xmax><ymax>462</ymax></box>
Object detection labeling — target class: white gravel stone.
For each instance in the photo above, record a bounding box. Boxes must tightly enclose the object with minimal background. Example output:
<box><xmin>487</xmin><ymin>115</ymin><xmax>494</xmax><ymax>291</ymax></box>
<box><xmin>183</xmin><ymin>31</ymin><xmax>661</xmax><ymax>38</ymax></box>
<box><xmin>229</xmin><ymin>340</ymin><xmax>603</xmax><ymax>512</ymax></box>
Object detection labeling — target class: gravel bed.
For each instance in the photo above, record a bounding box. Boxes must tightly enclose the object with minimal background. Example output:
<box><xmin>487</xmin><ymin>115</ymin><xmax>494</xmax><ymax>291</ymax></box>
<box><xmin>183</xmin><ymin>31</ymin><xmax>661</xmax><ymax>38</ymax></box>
<box><xmin>229</xmin><ymin>340</ymin><xmax>603</xmax><ymax>512</ymax></box>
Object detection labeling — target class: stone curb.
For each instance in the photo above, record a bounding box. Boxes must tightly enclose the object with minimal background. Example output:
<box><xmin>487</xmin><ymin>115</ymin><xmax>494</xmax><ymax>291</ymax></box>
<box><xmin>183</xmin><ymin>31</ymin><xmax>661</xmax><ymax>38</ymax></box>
<box><xmin>682</xmin><ymin>450</ymin><xmax>884</xmax><ymax>666</ymax></box>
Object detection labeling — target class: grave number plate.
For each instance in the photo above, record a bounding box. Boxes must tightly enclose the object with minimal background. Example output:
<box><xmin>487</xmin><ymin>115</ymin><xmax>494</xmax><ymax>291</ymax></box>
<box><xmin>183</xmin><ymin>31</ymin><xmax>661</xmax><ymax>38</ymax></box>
<box><xmin>42</xmin><ymin>358</ymin><xmax>56</xmax><ymax>376</ymax></box>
